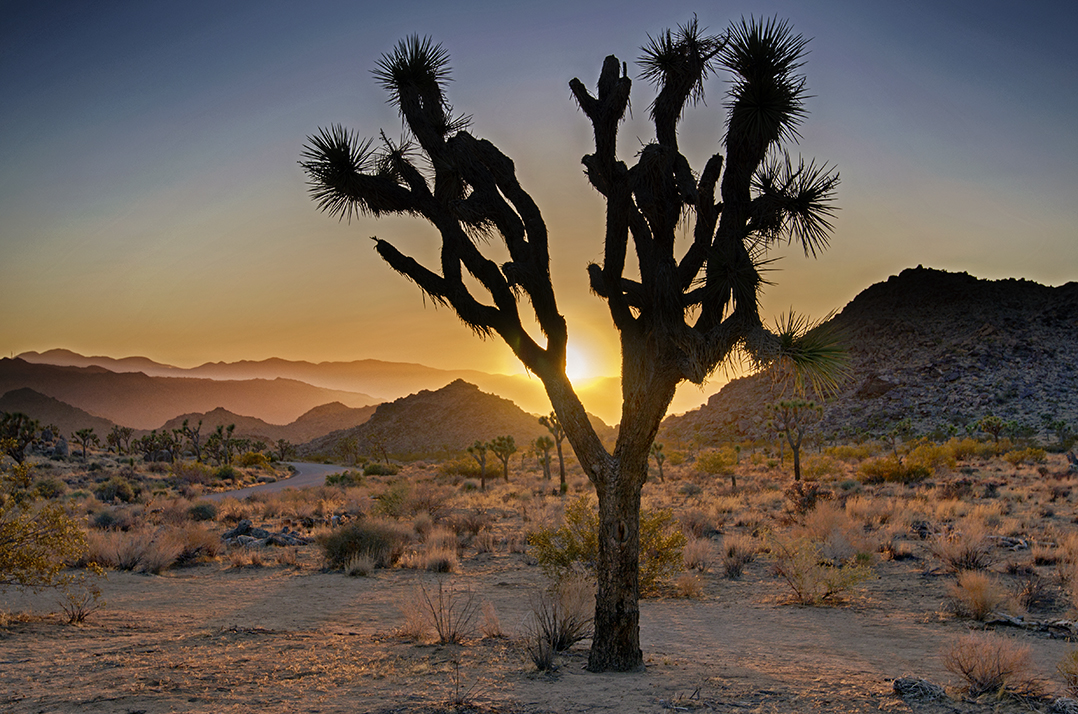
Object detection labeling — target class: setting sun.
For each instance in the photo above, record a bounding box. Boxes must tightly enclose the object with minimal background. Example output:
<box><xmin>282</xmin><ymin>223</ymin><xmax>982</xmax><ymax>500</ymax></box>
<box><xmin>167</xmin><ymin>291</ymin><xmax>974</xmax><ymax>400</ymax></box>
<box><xmin>564</xmin><ymin>343</ymin><xmax>593</xmax><ymax>384</ymax></box>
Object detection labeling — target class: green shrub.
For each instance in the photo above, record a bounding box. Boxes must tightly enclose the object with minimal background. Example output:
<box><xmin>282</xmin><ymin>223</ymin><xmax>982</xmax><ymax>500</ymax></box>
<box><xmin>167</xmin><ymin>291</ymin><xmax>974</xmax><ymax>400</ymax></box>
<box><xmin>33</xmin><ymin>477</ymin><xmax>67</xmax><ymax>499</ymax></box>
<box><xmin>905</xmin><ymin>442</ymin><xmax>957</xmax><ymax>472</ymax></box>
<box><xmin>857</xmin><ymin>457</ymin><xmax>930</xmax><ymax>484</ymax></box>
<box><xmin>187</xmin><ymin>502</ymin><xmax>218</xmax><ymax>522</ymax></box>
<box><xmin>527</xmin><ymin>496</ymin><xmax>686</xmax><ymax>595</ymax></box>
<box><xmin>94</xmin><ymin>476</ymin><xmax>136</xmax><ymax>503</ymax></box>
<box><xmin>325</xmin><ymin>470</ymin><xmax>365</xmax><ymax>487</ymax></box>
<box><xmin>769</xmin><ymin>534</ymin><xmax>874</xmax><ymax>604</ymax></box>
<box><xmin>235</xmin><ymin>451</ymin><xmax>273</xmax><ymax>470</ymax></box>
<box><xmin>802</xmin><ymin>454</ymin><xmax>841</xmax><ymax>479</ymax></box>
<box><xmin>363</xmin><ymin>462</ymin><xmax>399</xmax><ymax>476</ymax></box>
<box><xmin>318</xmin><ymin>520</ymin><xmax>410</xmax><ymax>569</ymax></box>
<box><xmin>373</xmin><ymin>483</ymin><xmax>409</xmax><ymax>518</ymax></box>
<box><xmin>172</xmin><ymin>460</ymin><xmax>214</xmax><ymax>484</ymax></box>
<box><xmin>1003</xmin><ymin>447</ymin><xmax>1047</xmax><ymax>467</ymax></box>
<box><xmin>438</xmin><ymin>457</ymin><xmax>482</xmax><ymax>478</ymax></box>
<box><xmin>214</xmin><ymin>465</ymin><xmax>238</xmax><ymax>481</ymax></box>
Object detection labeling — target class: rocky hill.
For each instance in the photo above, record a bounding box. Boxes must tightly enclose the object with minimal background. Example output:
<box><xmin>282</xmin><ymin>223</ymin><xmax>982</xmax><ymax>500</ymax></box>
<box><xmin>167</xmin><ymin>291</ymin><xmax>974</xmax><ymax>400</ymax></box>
<box><xmin>302</xmin><ymin>379</ymin><xmax>616</xmax><ymax>460</ymax></box>
<box><xmin>661</xmin><ymin>267</ymin><xmax>1078</xmax><ymax>445</ymax></box>
<box><xmin>0</xmin><ymin>388</ymin><xmax>118</xmax><ymax>438</ymax></box>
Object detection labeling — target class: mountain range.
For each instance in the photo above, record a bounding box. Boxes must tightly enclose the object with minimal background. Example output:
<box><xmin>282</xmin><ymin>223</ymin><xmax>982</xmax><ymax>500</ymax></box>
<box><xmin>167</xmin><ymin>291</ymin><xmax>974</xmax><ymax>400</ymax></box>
<box><xmin>6</xmin><ymin>267</ymin><xmax>1074</xmax><ymax>455</ymax></box>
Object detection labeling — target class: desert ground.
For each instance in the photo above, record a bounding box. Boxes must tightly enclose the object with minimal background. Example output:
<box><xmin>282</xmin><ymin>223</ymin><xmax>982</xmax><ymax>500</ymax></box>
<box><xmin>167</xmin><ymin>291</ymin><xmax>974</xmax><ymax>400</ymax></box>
<box><xmin>3</xmin><ymin>443</ymin><xmax>1078</xmax><ymax>713</ymax></box>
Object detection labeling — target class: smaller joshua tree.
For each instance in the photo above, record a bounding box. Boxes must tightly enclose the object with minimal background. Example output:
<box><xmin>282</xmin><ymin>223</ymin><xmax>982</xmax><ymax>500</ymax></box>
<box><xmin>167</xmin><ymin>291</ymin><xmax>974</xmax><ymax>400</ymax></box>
<box><xmin>489</xmin><ymin>435</ymin><xmax>517</xmax><ymax>483</ymax></box>
<box><xmin>539</xmin><ymin>412</ymin><xmax>568</xmax><ymax>492</ymax></box>
<box><xmin>71</xmin><ymin>428</ymin><xmax>100</xmax><ymax>462</ymax></box>
<box><xmin>767</xmin><ymin>399</ymin><xmax>821</xmax><ymax>481</ymax></box>
<box><xmin>535</xmin><ymin>436</ymin><xmax>554</xmax><ymax>481</ymax></box>
<box><xmin>467</xmin><ymin>440</ymin><xmax>490</xmax><ymax>491</ymax></box>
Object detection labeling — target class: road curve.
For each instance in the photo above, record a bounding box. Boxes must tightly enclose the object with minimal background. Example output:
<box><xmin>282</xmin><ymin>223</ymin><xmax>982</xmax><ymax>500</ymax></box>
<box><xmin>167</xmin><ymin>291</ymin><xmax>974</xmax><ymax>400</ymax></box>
<box><xmin>202</xmin><ymin>461</ymin><xmax>345</xmax><ymax>502</ymax></box>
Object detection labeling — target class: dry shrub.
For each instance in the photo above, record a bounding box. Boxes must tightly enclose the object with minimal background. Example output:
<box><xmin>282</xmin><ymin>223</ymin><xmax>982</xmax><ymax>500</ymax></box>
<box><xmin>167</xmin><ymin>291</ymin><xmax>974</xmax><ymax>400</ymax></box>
<box><xmin>228</xmin><ymin>546</ymin><xmax>266</xmax><ymax>568</ymax></box>
<box><xmin>769</xmin><ymin>533</ymin><xmax>873</xmax><ymax>605</ymax></box>
<box><xmin>941</xmin><ymin>631</ymin><xmax>1041</xmax><ymax>697</ymax></box>
<box><xmin>216</xmin><ymin>498</ymin><xmax>253</xmax><ymax>524</ymax></box>
<box><xmin>405</xmin><ymin>483</ymin><xmax>451</xmax><ymax>520</ymax></box>
<box><xmin>721</xmin><ymin>534</ymin><xmax>757</xmax><ymax>578</ymax></box>
<box><xmin>1031</xmin><ymin>544</ymin><xmax>1059</xmax><ymax>566</ymax></box>
<box><xmin>947</xmin><ymin>570</ymin><xmax>1011</xmax><ymax>620</ymax></box>
<box><xmin>524</xmin><ymin>576</ymin><xmax>594</xmax><ymax>670</ymax></box>
<box><xmin>944</xmin><ymin>437</ymin><xmax>983</xmax><ymax>462</ymax></box>
<box><xmin>318</xmin><ymin>519</ymin><xmax>411</xmax><ymax>570</ymax></box>
<box><xmin>679</xmin><ymin>508</ymin><xmax>714</xmax><ymax>538</ymax></box>
<box><xmin>858</xmin><ymin>457</ymin><xmax>930</xmax><ymax>484</ymax></box>
<box><xmin>802</xmin><ymin>502</ymin><xmax>874</xmax><ymax>564</ymax></box>
<box><xmin>425</xmin><ymin>526</ymin><xmax>461</xmax><ymax>552</ymax></box>
<box><xmin>409</xmin><ymin>580</ymin><xmax>479</xmax><ymax>645</ymax></box>
<box><xmin>844</xmin><ymin>495</ymin><xmax>896</xmax><ymax>527</ymax></box>
<box><xmin>683</xmin><ymin>537</ymin><xmax>714</xmax><ymax>572</ymax></box>
<box><xmin>802</xmin><ymin>454</ymin><xmax>842</xmax><ymax>479</ymax></box>
<box><xmin>401</xmin><ymin>546</ymin><xmax>459</xmax><ymax>573</ymax></box>
<box><xmin>1059</xmin><ymin>649</ymin><xmax>1078</xmax><ymax>697</ymax></box>
<box><xmin>931</xmin><ymin>520</ymin><xmax>995</xmax><ymax>572</ymax></box>
<box><xmin>345</xmin><ymin>552</ymin><xmax>375</xmax><ymax>576</ymax></box>
<box><xmin>171</xmin><ymin>460</ymin><xmax>214</xmax><ymax>485</ymax></box>
<box><xmin>473</xmin><ymin>531</ymin><xmax>496</xmax><ymax>554</ymax></box>
<box><xmin>826</xmin><ymin>443</ymin><xmax>878</xmax><ymax>461</ymax></box>
<box><xmin>674</xmin><ymin>573</ymin><xmax>704</xmax><ymax>599</ymax></box>
<box><xmin>274</xmin><ymin>547</ymin><xmax>298</xmax><ymax>567</ymax></box>
<box><xmin>906</xmin><ymin>443</ymin><xmax>957</xmax><ymax>472</ymax></box>
<box><xmin>480</xmin><ymin>600</ymin><xmax>504</xmax><ymax>639</ymax></box>
<box><xmin>1003</xmin><ymin>448</ymin><xmax>1047</xmax><ymax>467</ymax></box>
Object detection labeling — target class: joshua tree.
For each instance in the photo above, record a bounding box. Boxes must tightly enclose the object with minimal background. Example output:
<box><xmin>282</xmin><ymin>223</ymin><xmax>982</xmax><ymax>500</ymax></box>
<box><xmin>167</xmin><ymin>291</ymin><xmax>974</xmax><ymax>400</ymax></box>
<box><xmin>71</xmin><ymin>428</ymin><xmax>100</xmax><ymax>461</ymax></box>
<box><xmin>650</xmin><ymin>442</ymin><xmax>666</xmax><ymax>483</ymax></box>
<box><xmin>488</xmin><ymin>435</ymin><xmax>517</xmax><ymax>482</ymax></box>
<box><xmin>106</xmin><ymin>425</ymin><xmax>135</xmax><ymax>455</ymax></box>
<box><xmin>178</xmin><ymin>419</ymin><xmax>203</xmax><ymax>462</ymax></box>
<box><xmin>466</xmin><ymin>440</ymin><xmax>490</xmax><ymax>491</ymax></box>
<box><xmin>766</xmin><ymin>399</ymin><xmax>821</xmax><ymax>481</ymax></box>
<box><xmin>535</xmin><ymin>435</ymin><xmax>555</xmax><ymax>480</ymax></box>
<box><xmin>302</xmin><ymin>16</ymin><xmax>843</xmax><ymax>671</ymax></box>
<box><xmin>539</xmin><ymin>411</ymin><xmax>568</xmax><ymax>492</ymax></box>
<box><xmin>276</xmin><ymin>439</ymin><xmax>296</xmax><ymax>461</ymax></box>
<box><xmin>0</xmin><ymin>413</ymin><xmax>38</xmax><ymax>464</ymax></box>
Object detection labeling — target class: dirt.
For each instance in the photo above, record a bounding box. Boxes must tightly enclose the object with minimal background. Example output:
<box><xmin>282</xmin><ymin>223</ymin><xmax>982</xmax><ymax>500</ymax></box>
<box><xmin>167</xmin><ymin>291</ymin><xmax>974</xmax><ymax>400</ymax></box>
<box><xmin>3</xmin><ymin>544</ymin><xmax>1074</xmax><ymax>713</ymax></box>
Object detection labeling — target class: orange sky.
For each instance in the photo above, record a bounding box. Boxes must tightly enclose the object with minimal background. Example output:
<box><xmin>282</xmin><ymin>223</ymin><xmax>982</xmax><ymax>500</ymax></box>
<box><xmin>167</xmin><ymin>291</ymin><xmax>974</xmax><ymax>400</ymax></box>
<box><xmin>2</xmin><ymin>1</ymin><xmax>1076</xmax><ymax>417</ymax></box>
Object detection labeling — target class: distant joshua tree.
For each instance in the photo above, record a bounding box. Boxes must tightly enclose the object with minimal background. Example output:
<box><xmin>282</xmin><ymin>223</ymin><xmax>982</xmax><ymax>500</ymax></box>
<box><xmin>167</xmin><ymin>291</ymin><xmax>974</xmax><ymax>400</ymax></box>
<box><xmin>303</xmin><ymin>16</ymin><xmax>845</xmax><ymax>671</ymax></box>
<box><xmin>466</xmin><ymin>440</ymin><xmax>490</xmax><ymax>491</ymax></box>
<box><xmin>488</xmin><ymin>435</ymin><xmax>517</xmax><ymax>482</ymax></box>
<box><xmin>71</xmin><ymin>428</ymin><xmax>100</xmax><ymax>461</ymax></box>
<box><xmin>539</xmin><ymin>412</ymin><xmax>568</xmax><ymax>493</ymax></box>
<box><xmin>535</xmin><ymin>435</ymin><xmax>554</xmax><ymax>481</ymax></box>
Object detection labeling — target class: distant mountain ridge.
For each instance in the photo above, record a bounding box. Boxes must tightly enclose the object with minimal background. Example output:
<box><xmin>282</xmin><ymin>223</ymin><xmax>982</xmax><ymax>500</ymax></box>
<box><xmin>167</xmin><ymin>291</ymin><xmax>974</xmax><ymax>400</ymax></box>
<box><xmin>0</xmin><ymin>358</ymin><xmax>376</xmax><ymax>430</ymax></box>
<box><xmin>157</xmin><ymin>402</ymin><xmax>376</xmax><ymax>444</ymax></box>
<box><xmin>662</xmin><ymin>267</ymin><xmax>1078</xmax><ymax>443</ymax></box>
<box><xmin>15</xmin><ymin>349</ymin><xmax>629</xmax><ymax>423</ymax></box>
<box><xmin>0</xmin><ymin>388</ymin><xmax>117</xmax><ymax>438</ymax></box>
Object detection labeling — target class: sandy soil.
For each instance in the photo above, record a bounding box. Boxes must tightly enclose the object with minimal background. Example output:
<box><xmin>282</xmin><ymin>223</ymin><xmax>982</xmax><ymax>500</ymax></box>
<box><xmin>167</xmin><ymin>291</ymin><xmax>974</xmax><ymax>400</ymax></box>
<box><xmin>2</xmin><ymin>541</ymin><xmax>1074</xmax><ymax>713</ymax></box>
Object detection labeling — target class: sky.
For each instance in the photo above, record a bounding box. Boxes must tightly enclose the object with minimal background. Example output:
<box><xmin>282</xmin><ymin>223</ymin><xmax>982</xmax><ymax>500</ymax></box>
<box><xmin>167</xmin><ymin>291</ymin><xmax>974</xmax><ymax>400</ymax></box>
<box><xmin>2</xmin><ymin>0</ymin><xmax>1076</xmax><ymax>413</ymax></box>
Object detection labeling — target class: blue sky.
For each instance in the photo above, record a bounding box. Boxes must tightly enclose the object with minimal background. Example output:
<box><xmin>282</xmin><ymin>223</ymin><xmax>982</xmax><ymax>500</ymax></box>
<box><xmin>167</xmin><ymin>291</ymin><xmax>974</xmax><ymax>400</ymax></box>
<box><xmin>1</xmin><ymin>0</ymin><xmax>1075</xmax><ymax>411</ymax></box>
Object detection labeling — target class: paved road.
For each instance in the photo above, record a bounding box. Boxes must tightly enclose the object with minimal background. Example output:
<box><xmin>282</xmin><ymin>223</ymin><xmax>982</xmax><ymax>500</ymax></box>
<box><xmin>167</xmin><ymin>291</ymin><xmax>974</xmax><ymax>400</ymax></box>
<box><xmin>202</xmin><ymin>461</ymin><xmax>345</xmax><ymax>501</ymax></box>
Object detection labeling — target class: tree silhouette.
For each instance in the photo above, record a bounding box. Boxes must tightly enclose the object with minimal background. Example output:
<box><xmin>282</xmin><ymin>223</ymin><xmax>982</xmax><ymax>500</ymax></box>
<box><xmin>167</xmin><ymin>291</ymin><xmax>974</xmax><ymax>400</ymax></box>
<box><xmin>71</xmin><ymin>428</ymin><xmax>99</xmax><ymax>461</ymax></box>
<box><xmin>488</xmin><ymin>435</ymin><xmax>517</xmax><ymax>482</ymax></box>
<box><xmin>466</xmin><ymin>440</ymin><xmax>490</xmax><ymax>491</ymax></box>
<box><xmin>302</xmin><ymin>16</ymin><xmax>843</xmax><ymax>671</ymax></box>
<box><xmin>535</xmin><ymin>436</ymin><xmax>554</xmax><ymax>480</ymax></box>
<box><xmin>539</xmin><ymin>412</ymin><xmax>568</xmax><ymax>493</ymax></box>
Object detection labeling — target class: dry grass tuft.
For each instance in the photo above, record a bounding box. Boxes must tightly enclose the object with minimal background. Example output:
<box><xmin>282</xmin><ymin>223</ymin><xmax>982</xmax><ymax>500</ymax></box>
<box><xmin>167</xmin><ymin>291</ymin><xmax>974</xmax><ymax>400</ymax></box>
<box><xmin>941</xmin><ymin>631</ymin><xmax>1041</xmax><ymax>697</ymax></box>
<box><xmin>931</xmin><ymin>520</ymin><xmax>995</xmax><ymax>572</ymax></box>
<box><xmin>947</xmin><ymin>570</ymin><xmax>1011</xmax><ymax>621</ymax></box>
<box><xmin>683</xmin><ymin>537</ymin><xmax>714</xmax><ymax>572</ymax></box>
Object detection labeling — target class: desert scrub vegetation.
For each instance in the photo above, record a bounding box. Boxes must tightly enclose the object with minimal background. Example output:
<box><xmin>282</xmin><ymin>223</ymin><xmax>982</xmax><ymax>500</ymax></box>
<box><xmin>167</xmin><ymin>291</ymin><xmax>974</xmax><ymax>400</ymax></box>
<box><xmin>318</xmin><ymin>519</ymin><xmax>411</xmax><ymax>570</ymax></box>
<box><xmin>946</xmin><ymin>570</ymin><xmax>1012</xmax><ymax>620</ymax></box>
<box><xmin>527</xmin><ymin>495</ymin><xmax>686</xmax><ymax>594</ymax></box>
<box><xmin>0</xmin><ymin>457</ymin><xmax>90</xmax><ymax>591</ymax></box>
<box><xmin>524</xmin><ymin>575</ymin><xmax>595</xmax><ymax>670</ymax></box>
<box><xmin>941</xmin><ymin>631</ymin><xmax>1042</xmax><ymax>698</ymax></box>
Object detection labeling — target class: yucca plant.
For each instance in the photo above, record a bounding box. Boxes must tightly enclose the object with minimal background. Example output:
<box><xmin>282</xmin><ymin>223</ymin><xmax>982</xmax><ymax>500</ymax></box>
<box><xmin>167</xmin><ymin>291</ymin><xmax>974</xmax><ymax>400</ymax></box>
<box><xmin>302</xmin><ymin>15</ymin><xmax>840</xmax><ymax>672</ymax></box>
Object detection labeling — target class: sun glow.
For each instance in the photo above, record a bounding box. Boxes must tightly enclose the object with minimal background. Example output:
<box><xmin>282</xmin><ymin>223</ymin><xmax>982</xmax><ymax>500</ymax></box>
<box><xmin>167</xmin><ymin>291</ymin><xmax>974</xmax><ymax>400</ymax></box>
<box><xmin>565</xmin><ymin>344</ymin><xmax>593</xmax><ymax>385</ymax></box>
